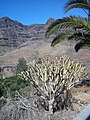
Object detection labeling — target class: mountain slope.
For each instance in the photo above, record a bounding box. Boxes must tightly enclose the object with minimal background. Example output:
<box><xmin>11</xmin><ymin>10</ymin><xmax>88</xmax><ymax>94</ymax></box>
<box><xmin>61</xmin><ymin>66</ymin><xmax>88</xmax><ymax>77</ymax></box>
<box><xmin>0</xmin><ymin>16</ymin><xmax>90</xmax><ymax>75</ymax></box>
<box><xmin>0</xmin><ymin>16</ymin><xmax>46</xmax><ymax>55</ymax></box>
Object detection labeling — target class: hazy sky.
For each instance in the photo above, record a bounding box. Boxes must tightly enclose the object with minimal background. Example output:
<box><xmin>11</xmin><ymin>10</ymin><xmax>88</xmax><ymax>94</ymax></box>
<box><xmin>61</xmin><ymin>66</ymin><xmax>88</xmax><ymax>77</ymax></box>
<box><xmin>0</xmin><ymin>0</ymin><xmax>88</xmax><ymax>25</ymax></box>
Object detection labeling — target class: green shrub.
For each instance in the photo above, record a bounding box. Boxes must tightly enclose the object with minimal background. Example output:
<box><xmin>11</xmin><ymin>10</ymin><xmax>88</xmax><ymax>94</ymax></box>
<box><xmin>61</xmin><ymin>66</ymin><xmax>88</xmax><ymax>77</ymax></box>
<box><xmin>0</xmin><ymin>76</ymin><xmax>30</xmax><ymax>98</ymax></box>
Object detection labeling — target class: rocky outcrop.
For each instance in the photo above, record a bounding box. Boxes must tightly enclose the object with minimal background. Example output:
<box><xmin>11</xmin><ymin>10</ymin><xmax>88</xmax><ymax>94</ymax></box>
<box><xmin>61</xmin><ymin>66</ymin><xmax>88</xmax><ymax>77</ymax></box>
<box><xmin>0</xmin><ymin>65</ymin><xmax>15</xmax><ymax>79</ymax></box>
<box><xmin>0</xmin><ymin>17</ymin><xmax>27</xmax><ymax>54</ymax></box>
<box><xmin>45</xmin><ymin>18</ymin><xmax>55</xmax><ymax>25</ymax></box>
<box><xmin>0</xmin><ymin>16</ymin><xmax>50</xmax><ymax>55</ymax></box>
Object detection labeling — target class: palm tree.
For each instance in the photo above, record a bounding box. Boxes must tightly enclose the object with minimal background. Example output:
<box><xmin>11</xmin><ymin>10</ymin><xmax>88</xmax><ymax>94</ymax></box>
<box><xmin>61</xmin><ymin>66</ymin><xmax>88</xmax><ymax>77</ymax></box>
<box><xmin>46</xmin><ymin>0</ymin><xmax>90</xmax><ymax>52</ymax></box>
<box><xmin>65</xmin><ymin>0</ymin><xmax>90</xmax><ymax>20</ymax></box>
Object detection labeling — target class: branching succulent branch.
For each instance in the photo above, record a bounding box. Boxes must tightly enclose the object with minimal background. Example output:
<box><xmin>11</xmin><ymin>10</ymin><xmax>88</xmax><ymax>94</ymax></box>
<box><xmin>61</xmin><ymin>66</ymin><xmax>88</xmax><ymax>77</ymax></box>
<box><xmin>19</xmin><ymin>55</ymin><xmax>86</xmax><ymax>113</ymax></box>
<box><xmin>15</xmin><ymin>91</ymin><xmax>38</xmax><ymax>112</ymax></box>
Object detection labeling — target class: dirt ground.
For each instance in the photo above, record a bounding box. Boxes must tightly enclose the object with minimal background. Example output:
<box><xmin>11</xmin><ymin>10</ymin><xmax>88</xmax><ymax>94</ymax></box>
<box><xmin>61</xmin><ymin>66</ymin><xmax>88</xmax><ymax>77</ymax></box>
<box><xmin>0</xmin><ymin>85</ymin><xmax>89</xmax><ymax>120</ymax></box>
<box><xmin>71</xmin><ymin>85</ymin><xmax>90</xmax><ymax>113</ymax></box>
<box><xmin>72</xmin><ymin>85</ymin><xmax>90</xmax><ymax>102</ymax></box>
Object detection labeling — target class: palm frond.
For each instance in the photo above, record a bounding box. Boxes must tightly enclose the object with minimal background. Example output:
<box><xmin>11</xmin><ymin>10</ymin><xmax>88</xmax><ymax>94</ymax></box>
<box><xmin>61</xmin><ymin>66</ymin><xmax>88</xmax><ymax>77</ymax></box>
<box><xmin>51</xmin><ymin>31</ymin><xmax>74</xmax><ymax>46</ymax></box>
<box><xmin>65</xmin><ymin>0</ymin><xmax>90</xmax><ymax>13</ymax></box>
<box><xmin>45</xmin><ymin>19</ymin><xmax>61</xmax><ymax>37</ymax></box>
<box><xmin>69</xmin><ymin>29</ymin><xmax>90</xmax><ymax>42</ymax></box>
<box><xmin>46</xmin><ymin>16</ymin><xmax>90</xmax><ymax>37</ymax></box>
<box><xmin>70</xmin><ymin>29</ymin><xmax>90</xmax><ymax>52</ymax></box>
<box><xmin>75</xmin><ymin>41</ymin><xmax>90</xmax><ymax>52</ymax></box>
<box><xmin>45</xmin><ymin>0</ymin><xmax>90</xmax><ymax>52</ymax></box>
<box><xmin>51</xmin><ymin>29</ymin><xmax>90</xmax><ymax>52</ymax></box>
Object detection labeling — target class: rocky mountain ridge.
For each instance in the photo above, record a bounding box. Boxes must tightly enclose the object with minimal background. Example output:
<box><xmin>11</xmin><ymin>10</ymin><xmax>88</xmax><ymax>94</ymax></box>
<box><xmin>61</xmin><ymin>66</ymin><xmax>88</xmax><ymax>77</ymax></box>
<box><xmin>0</xmin><ymin>16</ymin><xmax>54</xmax><ymax>55</ymax></box>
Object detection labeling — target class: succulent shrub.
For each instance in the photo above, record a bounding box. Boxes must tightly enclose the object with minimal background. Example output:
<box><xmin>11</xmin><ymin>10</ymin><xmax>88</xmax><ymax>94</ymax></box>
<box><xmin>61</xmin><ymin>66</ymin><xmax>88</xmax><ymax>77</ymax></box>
<box><xmin>19</xmin><ymin>55</ymin><xmax>86</xmax><ymax>113</ymax></box>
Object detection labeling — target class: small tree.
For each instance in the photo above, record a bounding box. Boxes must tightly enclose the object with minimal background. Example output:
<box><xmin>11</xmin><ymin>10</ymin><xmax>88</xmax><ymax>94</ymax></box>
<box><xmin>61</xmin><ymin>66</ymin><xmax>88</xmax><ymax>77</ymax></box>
<box><xmin>16</xmin><ymin>58</ymin><xmax>27</xmax><ymax>75</ymax></box>
<box><xmin>19</xmin><ymin>55</ymin><xmax>86</xmax><ymax>114</ymax></box>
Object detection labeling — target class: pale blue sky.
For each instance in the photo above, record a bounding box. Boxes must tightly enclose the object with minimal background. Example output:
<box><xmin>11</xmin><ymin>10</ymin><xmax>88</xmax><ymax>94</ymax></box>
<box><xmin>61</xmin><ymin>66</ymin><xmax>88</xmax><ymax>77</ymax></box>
<box><xmin>0</xmin><ymin>0</ymin><xmax>88</xmax><ymax>25</ymax></box>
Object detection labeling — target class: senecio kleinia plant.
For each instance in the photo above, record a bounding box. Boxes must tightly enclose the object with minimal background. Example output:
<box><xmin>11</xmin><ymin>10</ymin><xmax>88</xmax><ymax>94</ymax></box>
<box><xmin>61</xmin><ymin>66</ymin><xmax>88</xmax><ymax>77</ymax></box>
<box><xmin>19</xmin><ymin>55</ymin><xmax>86</xmax><ymax>114</ymax></box>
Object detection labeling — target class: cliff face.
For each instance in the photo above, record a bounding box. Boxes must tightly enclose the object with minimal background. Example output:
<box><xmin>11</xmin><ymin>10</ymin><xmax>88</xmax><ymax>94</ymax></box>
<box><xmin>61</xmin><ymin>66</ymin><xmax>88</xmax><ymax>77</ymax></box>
<box><xmin>0</xmin><ymin>16</ymin><xmax>54</xmax><ymax>55</ymax></box>
<box><xmin>0</xmin><ymin>17</ymin><xmax>28</xmax><ymax>47</ymax></box>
